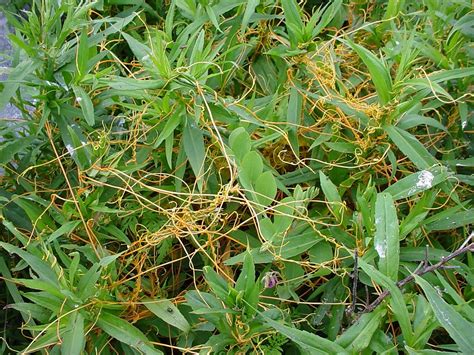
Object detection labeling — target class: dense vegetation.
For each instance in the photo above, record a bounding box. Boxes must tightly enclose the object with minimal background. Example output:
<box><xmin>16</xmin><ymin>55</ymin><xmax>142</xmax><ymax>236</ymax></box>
<box><xmin>0</xmin><ymin>0</ymin><xmax>473</xmax><ymax>353</ymax></box>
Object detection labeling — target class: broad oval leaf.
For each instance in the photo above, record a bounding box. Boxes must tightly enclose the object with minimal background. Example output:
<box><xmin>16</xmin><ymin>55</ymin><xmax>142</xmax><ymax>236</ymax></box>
<box><xmin>229</xmin><ymin>127</ymin><xmax>251</xmax><ymax>161</ymax></box>
<box><xmin>255</xmin><ymin>171</ymin><xmax>277</xmax><ymax>207</ymax></box>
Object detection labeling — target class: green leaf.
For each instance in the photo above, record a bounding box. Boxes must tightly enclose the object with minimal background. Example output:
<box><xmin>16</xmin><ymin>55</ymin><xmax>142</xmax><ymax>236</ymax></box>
<box><xmin>203</xmin><ymin>266</ymin><xmax>229</xmax><ymax>302</ymax></box>
<box><xmin>72</xmin><ymin>85</ymin><xmax>95</xmax><ymax>126</ymax></box>
<box><xmin>13</xmin><ymin>278</ymin><xmax>62</xmax><ymax>297</ymax></box>
<box><xmin>240</xmin><ymin>151</ymin><xmax>263</xmax><ymax>185</ymax></box>
<box><xmin>225</xmin><ymin>229</ymin><xmax>321</xmax><ymax>265</ymax></box>
<box><xmin>107</xmin><ymin>76</ymin><xmax>165</xmax><ymax>90</ymax></box>
<box><xmin>235</xmin><ymin>251</ymin><xmax>255</xmax><ymax>294</ymax></box>
<box><xmin>56</xmin><ymin>115</ymin><xmax>91</xmax><ymax>170</ymax></box>
<box><xmin>0</xmin><ymin>59</ymin><xmax>38</xmax><ymax>110</ymax></box>
<box><xmin>241</xmin><ymin>0</ymin><xmax>259</xmax><ymax>34</ymax></box>
<box><xmin>374</xmin><ymin>192</ymin><xmax>399</xmax><ymax>281</ymax></box>
<box><xmin>0</xmin><ymin>136</ymin><xmax>36</xmax><ymax>165</ymax></box>
<box><xmin>190</xmin><ymin>30</ymin><xmax>205</xmax><ymax>65</ymax></box>
<box><xmin>343</xmin><ymin>39</ymin><xmax>392</xmax><ymax>105</ymax></box>
<box><xmin>46</xmin><ymin>221</ymin><xmax>81</xmax><ymax>243</ymax></box>
<box><xmin>384</xmin><ymin>125</ymin><xmax>437</xmax><ymax>169</ymax></box>
<box><xmin>0</xmin><ymin>257</ymin><xmax>36</xmax><ymax>328</ymax></box>
<box><xmin>308</xmin><ymin>241</ymin><xmax>333</xmax><ymax>265</ymax></box>
<box><xmin>229</xmin><ymin>127</ymin><xmax>251</xmax><ymax>161</ymax></box>
<box><xmin>287</xmin><ymin>86</ymin><xmax>302</xmax><ymax>126</ymax></box>
<box><xmin>311</xmin><ymin>0</ymin><xmax>343</xmax><ymax>38</ymax></box>
<box><xmin>415</xmin><ymin>275</ymin><xmax>474</xmax><ymax>354</ymax></box>
<box><xmin>76</xmin><ymin>28</ymin><xmax>90</xmax><ymax>81</ymax></box>
<box><xmin>425</xmin><ymin>208</ymin><xmax>474</xmax><ymax>231</ymax></box>
<box><xmin>399</xmin><ymin>191</ymin><xmax>436</xmax><ymax>238</ymax></box>
<box><xmin>77</xmin><ymin>264</ymin><xmax>101</xmax><ymax>300</ymax></box>
<box><xmin>384</xmin><ymin>166</ymin><xmax>450</xmax><ymax>200</ymax></box>
<box><xmin>152</xmin><ymin>31</ymin><xmax>172</xmax><ymax>79</ymax></box>
<box><xmin>273</xmin><ymin>196</ymin><xmax>296</xmax><ymax>232</ymax></box>
<box><xmin>309</xmin><ymin>123</ymin><xmax>332</xmax><ymax>150</ymax></box>
<box><xmin>97</xmin><ymin>311</ymin><xmax>162</xmax><ymax>355</ymax></box>
<box><xmin>122</xmin><ymin>32</ymin><xmax>153</xmax><ymax>68</ymax></box>
<box><xmin>21</xmin><ymin>328</ymin><xmax>59</xmax><ymax>354</ymax></box>
<box><xmin>264</xmin><ymin>317</ymin><xmax>346</xmax><ymax>354</ymax></box>
<box><xmin>61</xmin><ymin>312</ymin><xmax>85</xmax><ymax>355</ymax></box>
<box><xmin>319</xmin><ymin>171</ymin><xmax>343</xmax><ymax>221</ymax></box>
<box><xmin>0</xmin><ymin>242</ymin><xmax>58</xmax><ymax>286</ymax></box>
<box><xmin>99</xmin><ymin>252</ymin><xmax>124</xmax><ymax>268</ymax></box>
<box><xmin>144</xmin><ymin>299</ymin><xmax>191</xmax><ymax>333</ymax></box>
<box><xmin>254</xmin><ymin>171</ymin><xmax>277</xmax><ymax>207</ymax></box>
<box><xmin>153</xmin><ymin>112</ymin><xmax>182</xmax><ymax>149</ymax></box>
<box><xmin>183</xmin><ymin>118</ymin><xmax>206</xmax><ymax>178</ymax></box>
<box><xmin>205</xmin><ymin>5</ymin><xmax>221</xmax><ymax>32</ymax></box>
<box><xmin>397</xmin><ymin>114</ymin><xmax>447</xmax><ymax>132</ymax></box>
<box><xmin>359</xmin><ymin>259</ymin><xmax>414</xmax><ymax>346</ymax></box>
<box><xmin>336</xmin><ymin>306</ymin><xmax>386</xmax><ymax>351</ymax></box>
<box><xmin>12</xmin><ymin>196</ymin><xmax>55</xmax><ymax>232</ymax></box>
<box><xmin>281</xmin><ymin>0</ymin><xmax>304</xmax><ymax>47</ymax></box>
<box><xmin>5</xmin><ymin>302</ymin><xmax>49</xmax><ymax>323</ymax></box>
<box><xmin>233</xmin><ymin>250</ymin><xmax>260</xmax><ymax>316</ymax></box>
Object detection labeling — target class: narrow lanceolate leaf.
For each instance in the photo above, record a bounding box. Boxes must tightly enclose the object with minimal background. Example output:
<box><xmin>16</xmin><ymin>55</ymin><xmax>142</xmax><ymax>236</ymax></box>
<box><xmin>425</xmin><ymin>208</ymin><xmax>474</xmax><ymax>231</ymax></box>
<box><xmin>384</xmin><ymin>125</ymin><xmax>437</xmax><ymax>169</ymax></box>
<box><xmin>72</xmin><ymin>85</ymin><xmax>95</xmax><ymax>126</ymax></box>
<box><xmin>415</xmin><ymin>275</ymin><xmax>474</xmax><ymax>354</ymax></box>
<box><xmin>0</xmin><ymin>59</ymin><xmax>38</xmax><ymax>110</ymax></box>
<box><xmin>46</xmin><ymin>220</ymin><xmax>80</xmax><ymax>243</ymax></box>
<box><xmin>374</xmin><ymin>193</ymin><xmax>399</xmax><ymax>281</ymax></box>
<box><xmin>122</xmin><ymin>32</ymin><xmax>153</xmax><ymax>68</ymax></box>
<box><xmin>97</xmin><ymin>311</ymin><xmax>163</xmax><ymax>355</ymax></box>
<box><xmin>343</xmin><ymin>39</ymin><xmax>392</xmax><ymax>105</ymax></box>
<box><xmin>235</xmin><ymin>251</ymin><xmax>255</xmax><ymax>293</ymax></box>
<box><xmin>144</xmin><ymin>299</ymin><xmax>191</xmax><ymax>333</ymax></box>
<box><xmin>183</xmin><ymin>118</ymin><xmax>206</xmax><ymax>178</ymax></box>
<box><xmin>241</xmin><ymin>0</ymin><xmax>259</xmax><ymax>34</ymax></box>
<box><xmin>287</xmin><ymin>86</ymin><xmax>302</xmax><ymax>127</ymax></box>
<box><xmin>0</xmin><ymin>136</ymin><xmax>36</xmax><ymax>165</ymax></box>
<box><xmin>61</xmin><ymin>313</ymin><xmax>85</xmax><ymax>355</ymax></box>
<box><xmin>153</xmin><ymin>112</ymin><xmax>182</xmax><ymax>149</ymax></box>
<box><xmin>264</xmin><ymin>317</ymin><xmax>346</xmax><ymax>354</ymax></box>
<box><xmin>281</xmin><ymin>0</ymin><xmax>304</xmax><ymax>46</ymax></box>
<box><xmin>311</xmin><ymin>0</ymin><xmax>343</xmax><ymax>38</ymax></box>
<box><xmin>336</xmin><ymin>306</ymin><xmax>386</xmax><ymax>351</ymax></box>
<box><xmin>384</xmin><ymin>166</ymin><xmax>450</xmax><ymax>200</ymax></box>
<box><xmin>359</xmin><ymin>260</ymin><xmax>414</xmax><ymax>346</ymax></box>
<box><xmin>319</xmin><ymin>171</ymin><xmax>343</xmax><ymax>221</ymax></box>
<box><xmin>0</xmin><ymin>242</ymin><xmax>58</xmax><ymax>286</ymax></box>
<box><xmin>76</xmin><ymin>28</ymin><xmax>89</xmax><ymax>80</ymax></box>
<box><xmin>203</xmin><ymin>266</ymin><xmax>229</xmax><ymax>302</ymax></box>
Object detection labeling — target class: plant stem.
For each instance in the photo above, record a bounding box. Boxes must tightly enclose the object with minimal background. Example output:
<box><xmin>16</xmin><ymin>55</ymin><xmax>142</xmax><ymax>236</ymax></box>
<box><xmin>363</xmin><ymin>242</ymin><xmax>474</xmax><ymax>313</ymax></box>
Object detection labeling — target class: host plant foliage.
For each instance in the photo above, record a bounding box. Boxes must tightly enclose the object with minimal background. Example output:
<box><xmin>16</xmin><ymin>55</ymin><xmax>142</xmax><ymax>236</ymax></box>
<box><xmin>0</xmin><ymin>0</ymin><xmax>473</xmax><ymax>354</ymax></box>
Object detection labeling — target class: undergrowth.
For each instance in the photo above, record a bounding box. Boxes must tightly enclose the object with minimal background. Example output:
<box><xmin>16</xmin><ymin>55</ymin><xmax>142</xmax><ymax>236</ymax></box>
<box><xmin>0</xmin><ymin>0</ymin><xmax>473</xmax><ymax>354</ymax></box>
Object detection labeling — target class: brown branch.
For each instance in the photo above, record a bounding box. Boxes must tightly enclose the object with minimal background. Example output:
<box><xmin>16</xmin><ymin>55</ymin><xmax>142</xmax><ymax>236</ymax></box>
<box><xmin>363</xmin><ymin>242</ymin><xmax>474</xmax><ymax>314</ymax></box>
